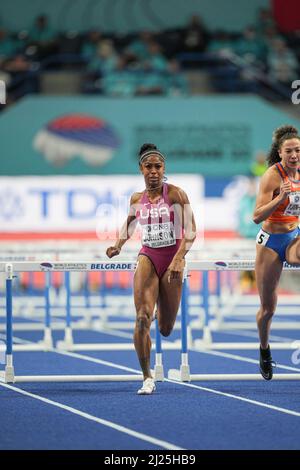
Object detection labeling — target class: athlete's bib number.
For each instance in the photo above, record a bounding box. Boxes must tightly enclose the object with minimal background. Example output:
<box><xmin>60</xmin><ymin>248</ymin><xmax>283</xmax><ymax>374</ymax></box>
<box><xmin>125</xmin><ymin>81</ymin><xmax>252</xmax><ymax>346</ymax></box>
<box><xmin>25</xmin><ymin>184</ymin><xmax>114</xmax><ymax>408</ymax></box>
<box><xmin>256</xmin><ymin>229</ymin><xmax>270</xmax><ymax>246</ymax></box>
<box><xmin>142</xmin><ymin>222</ymin><xmax>176</xmax><ymax>248</ymax></box>
<box><xmin>284</xmin><ymin>192</ymin><xmax>300</xmax><ymax>217</ymax></box>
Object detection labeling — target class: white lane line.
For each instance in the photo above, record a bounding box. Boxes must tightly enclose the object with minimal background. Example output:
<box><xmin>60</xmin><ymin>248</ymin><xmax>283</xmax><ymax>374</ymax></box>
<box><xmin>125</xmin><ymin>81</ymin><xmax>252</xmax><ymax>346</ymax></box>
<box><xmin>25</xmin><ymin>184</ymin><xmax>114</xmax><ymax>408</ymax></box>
<box><xmin>194</xmin><ymin>348</ymin><xmax>300</xmax><ymax>372</ymax></box>
<box><xmin>55</xmin><ymin>349</ymin><xmax>142</xmax><ymax>374</ymax></box>
<box><xmin>3</xmin><ymin>333</ymin><xmax>300</xmax><ymax>419</ymax></box>
<box><xmin>169</xmin><ymin>380</ymin><xmax>300</xmax><ymax>417</ymax></box>
<box><xmin>54</xmin><ymin>350</ymin><xmax>300</xmax><ymax>418</ymax></box>
<box><xmin>224</xmin><ymin>329</ymin><xmax>300</xmax><ymax>343</ymax></box>
<box><xmin>0</xmin><ymin>381</ymin><xmax>184</xmax><ymax>450</ymax></box>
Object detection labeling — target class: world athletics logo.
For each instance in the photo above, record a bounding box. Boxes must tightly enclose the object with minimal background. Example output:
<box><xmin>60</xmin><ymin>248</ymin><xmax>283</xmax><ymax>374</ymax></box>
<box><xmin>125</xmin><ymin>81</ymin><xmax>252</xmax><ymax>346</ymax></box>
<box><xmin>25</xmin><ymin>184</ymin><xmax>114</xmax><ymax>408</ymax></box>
<box><xmin>33</xmin><ymin>113</ymin><xmax>120</xmax><ymax>167</ymax></box>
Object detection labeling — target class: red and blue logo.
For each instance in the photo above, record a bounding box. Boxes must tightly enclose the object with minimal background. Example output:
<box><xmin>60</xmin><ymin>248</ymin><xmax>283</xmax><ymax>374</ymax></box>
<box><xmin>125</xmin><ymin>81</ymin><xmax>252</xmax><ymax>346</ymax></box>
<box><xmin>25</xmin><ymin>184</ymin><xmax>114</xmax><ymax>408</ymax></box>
<box><xmin>33</xmin><ymin>114</ymin><xmax>120</xmax><ymax>167</ymax></box>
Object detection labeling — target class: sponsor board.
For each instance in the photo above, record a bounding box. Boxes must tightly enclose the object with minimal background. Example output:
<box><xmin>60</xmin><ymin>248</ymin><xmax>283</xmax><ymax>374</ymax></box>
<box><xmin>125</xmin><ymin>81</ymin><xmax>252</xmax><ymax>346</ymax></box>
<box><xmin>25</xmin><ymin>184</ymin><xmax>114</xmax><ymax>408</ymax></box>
<box><xmin>0</xmin><ymin>175</ymin><xmax>204</xmax><ymax>234</ymax></box>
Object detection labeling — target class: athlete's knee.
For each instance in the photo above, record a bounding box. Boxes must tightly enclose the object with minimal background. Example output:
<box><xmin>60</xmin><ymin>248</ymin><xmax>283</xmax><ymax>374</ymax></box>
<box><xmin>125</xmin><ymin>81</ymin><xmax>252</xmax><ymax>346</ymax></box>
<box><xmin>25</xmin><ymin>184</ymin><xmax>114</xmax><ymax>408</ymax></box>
<box><xmin>136</xmin><ymin>308</ymin><xmax>152</xmax><ymax>332</ymax></box>
<box><xmin>259</xmin><ymin>306</ymin><xmax>276</xmax><ymax>321</ymax></box>
<box><xmin>159</xmin><ymin>321</ymin><xmax>174</xmax><ymax>337</ymax></box>
<box><xmin>286</xmin><ymin>242</ymin><xmax>300</xmax><ymax>263</ymax></box>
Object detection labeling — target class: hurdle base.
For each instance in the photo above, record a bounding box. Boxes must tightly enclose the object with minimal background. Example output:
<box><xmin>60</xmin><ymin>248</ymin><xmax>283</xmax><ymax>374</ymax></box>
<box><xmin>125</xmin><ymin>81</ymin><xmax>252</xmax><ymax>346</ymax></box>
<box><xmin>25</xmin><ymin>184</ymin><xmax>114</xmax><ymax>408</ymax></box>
<box><xmin>168</xmin><ymin>366</ymin><xmax>191</xmax><ymax>382</ymax></box>
<box><xmin>56</xmin><ymin>327</ymin><xmax>74</xmax><ymax>350</ymax></box>
<box><xmin>154</xmin><ymin>365</ymin><xmax>164</xmax><ymax>382</ymax></box>
<box><xmin>4</xmin><ymin>365</ymin><xmax>15</xmax><ymax>383</ymax></box>
<box><xmin>38</xmin><ymin>327</ymin><xmax>53</xmax><ymax>350</ymax></box>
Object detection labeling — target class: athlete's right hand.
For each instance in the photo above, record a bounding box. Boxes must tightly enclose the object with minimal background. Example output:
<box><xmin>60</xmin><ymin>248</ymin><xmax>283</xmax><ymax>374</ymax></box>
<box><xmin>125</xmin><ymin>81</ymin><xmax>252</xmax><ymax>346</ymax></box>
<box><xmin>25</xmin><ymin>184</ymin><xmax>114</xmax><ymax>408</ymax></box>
<box><xmin>106</xmin><ymin>246</ymin><xmax>121</xmax><ymax>258</ymax></box>
<box><xmin>279</xmin><ymin>181</ymin><xmax>292</xmax><ymax>200</ymax></box>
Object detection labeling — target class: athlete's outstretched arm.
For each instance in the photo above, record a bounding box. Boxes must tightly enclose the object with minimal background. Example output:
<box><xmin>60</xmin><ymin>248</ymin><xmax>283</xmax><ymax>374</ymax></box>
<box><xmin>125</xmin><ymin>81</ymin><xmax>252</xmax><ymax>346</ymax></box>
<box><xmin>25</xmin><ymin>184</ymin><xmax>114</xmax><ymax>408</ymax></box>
<box><xmin>106</xmin><ymin>193</ymin><xmax>138</xmax><ymax>258</ymax></box>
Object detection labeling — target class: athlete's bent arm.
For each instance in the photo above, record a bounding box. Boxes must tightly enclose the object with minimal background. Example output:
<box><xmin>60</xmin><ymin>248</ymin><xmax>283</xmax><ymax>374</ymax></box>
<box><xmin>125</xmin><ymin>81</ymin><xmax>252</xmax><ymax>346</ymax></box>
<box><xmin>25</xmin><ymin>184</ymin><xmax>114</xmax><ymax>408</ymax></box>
<box><xmin>106</xmin><ymin>193</ymin><xmax>139</xmax><ymax>258</ymax></box>
<box><xmin>253</xmin><ymin>170</ymin><xmax>291</xmax><ymax>224</ymax></box>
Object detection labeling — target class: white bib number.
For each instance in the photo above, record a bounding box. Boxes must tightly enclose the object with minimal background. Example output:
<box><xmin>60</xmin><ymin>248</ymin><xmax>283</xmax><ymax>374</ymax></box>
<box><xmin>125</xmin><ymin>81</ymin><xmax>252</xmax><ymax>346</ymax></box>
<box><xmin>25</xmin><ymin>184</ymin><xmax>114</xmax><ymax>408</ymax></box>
<box><xmin>256</xmin><ymin>229</ymin><xmax>270</xmax><ymax>246</ymax></box>
<box><xmin>142</xmin><ymin>222</ymin><xmax>176</xmax><ymax>248</ymax></box>
<box><xmin>284</xmin><ymin>192</ymin><xmax>300</xmax><ymax>216</ymax></box>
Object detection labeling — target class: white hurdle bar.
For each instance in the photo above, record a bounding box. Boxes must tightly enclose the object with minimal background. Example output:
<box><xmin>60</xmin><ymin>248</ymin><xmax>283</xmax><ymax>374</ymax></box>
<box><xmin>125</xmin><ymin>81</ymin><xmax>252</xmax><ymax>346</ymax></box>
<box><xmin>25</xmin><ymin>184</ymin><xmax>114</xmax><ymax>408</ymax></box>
<box><xmin>1</xmin><ymin>260</ymin><xmax>300</xmax><ymax>383</ymax></box>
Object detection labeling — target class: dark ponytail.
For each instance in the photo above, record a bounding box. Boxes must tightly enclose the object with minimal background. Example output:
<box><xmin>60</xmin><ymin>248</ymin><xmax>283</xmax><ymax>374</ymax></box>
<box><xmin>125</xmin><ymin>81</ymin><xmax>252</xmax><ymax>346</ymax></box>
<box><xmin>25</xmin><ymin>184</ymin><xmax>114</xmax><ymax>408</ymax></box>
<box><xmin>138</xmin><ymin>143</ymin><xmax>158</xmax><ymax>158</ymax></box>
<box><xmin>267</xmin><ymin>125</ymin><xmax>299</xmax><ymax>166</ymax></box>
<box><xmin>138</xmin><ymin>142</ymin><xmax>165</xmax><ymax>165</ymax></box>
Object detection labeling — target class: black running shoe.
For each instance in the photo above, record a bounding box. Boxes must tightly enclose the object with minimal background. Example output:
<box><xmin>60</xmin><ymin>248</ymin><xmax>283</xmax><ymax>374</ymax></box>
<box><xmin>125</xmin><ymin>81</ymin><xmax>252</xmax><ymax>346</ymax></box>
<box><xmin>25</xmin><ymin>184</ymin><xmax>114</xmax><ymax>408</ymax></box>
<box><xmin>259</xmin><ymin>346</ymin><xmax>276</xmax><ymax>380</ymax></box>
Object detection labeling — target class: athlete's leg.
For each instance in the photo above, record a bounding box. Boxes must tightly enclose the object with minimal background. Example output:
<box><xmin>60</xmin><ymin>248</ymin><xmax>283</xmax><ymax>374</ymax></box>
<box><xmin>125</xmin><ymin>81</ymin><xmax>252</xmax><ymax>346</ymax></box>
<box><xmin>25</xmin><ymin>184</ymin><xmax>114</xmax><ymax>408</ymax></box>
<box><xmin>156</xmin><ymin>269</ymin><xmax>183</xmax><ymax>337</ymax></box>
<box><xmin>133</xmin><ymin>255</ymin><xmax>159</xmax><ymax>380</ymax></box>
<box><xmin>255</xmin><ymin>244</ymin><xmax>283</xmax><ymax>349</ymax></box>
<box><xmin>285</xmin><ymin>237</ymin><xmax>300</xmax><ymax>264</ymax></box>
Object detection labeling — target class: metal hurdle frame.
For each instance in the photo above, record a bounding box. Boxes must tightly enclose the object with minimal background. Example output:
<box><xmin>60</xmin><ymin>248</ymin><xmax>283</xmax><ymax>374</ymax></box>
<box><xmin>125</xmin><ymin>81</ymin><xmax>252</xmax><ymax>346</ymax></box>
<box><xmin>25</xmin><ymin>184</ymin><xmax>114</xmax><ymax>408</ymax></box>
<box><xmin>208</xmin><ymin>268</ymin><xmax>300</xmax><ymax>334</ymax></box>
<box><xmin>1</xmin><ymin>260</ymin><xmax>300</xmax><ymax>384</ymax></box>
<box><xmin>169</xmin><ymin>260</ymin><xmax>300</xmax><ymax>381</ymax></box>
<box><xmin>192</xmin><ymin>262</ymin><xmax>300</xmax><ymax>350</ymax></box>
<box><xmin>0</xmin><ymin>261</ymin><xmax>165</xmax><ymax>384</ymax></box>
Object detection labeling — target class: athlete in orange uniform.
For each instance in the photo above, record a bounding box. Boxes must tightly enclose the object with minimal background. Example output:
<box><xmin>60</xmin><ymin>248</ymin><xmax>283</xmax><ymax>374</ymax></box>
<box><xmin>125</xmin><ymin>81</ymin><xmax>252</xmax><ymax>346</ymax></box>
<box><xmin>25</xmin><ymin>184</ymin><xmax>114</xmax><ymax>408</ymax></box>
<box><xmin>253</xmin><ymin>125</ymin><xmax>300</xmax><ymax>379</ymax></box>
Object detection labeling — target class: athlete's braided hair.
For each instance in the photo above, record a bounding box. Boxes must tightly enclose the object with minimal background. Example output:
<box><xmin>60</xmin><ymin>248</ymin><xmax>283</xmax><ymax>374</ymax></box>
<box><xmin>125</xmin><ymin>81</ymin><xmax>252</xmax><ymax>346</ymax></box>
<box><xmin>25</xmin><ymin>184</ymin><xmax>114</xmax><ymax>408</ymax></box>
<box><xmin>267</xmin><ymin>125</ymin><xmax>299</xmax><ymax>166</ymax></box>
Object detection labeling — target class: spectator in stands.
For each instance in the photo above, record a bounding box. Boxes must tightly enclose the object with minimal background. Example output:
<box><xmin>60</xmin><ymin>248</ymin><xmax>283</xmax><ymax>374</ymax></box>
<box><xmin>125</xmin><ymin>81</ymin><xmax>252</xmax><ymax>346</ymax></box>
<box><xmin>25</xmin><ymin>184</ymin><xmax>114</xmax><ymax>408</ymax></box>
<box><xmin>2</xmin><ymin>53</ymin><xmax>38</xmax><ymax>99</ymax></box>
<box><xmin>92</xmin><ymin>39</ymin><xmax>118</xmax><ymax>74</ymax></box>
<box><xmin>28</xmin><ymin>14</ymin><xmax>57</xmax><ymax>60</ymax></box>
<box><xmin>268</xmin><ymin>38</ymin><xmax>298</xmax><ymax>85</ymax></box>
<box><xmin>165</xmin><ymin>59</ymin><xmax>188</xmax><ymax>96</ymax></box>
<box><xmin>81</xmin><ymin>30</ymin><xmax>102</xmax><ymax>62</ymax></box>
<box><xmin>0</xmin><ymin>29</ymin><xmax>18</xmax><ymax>63</ymax></box>
<box><xmin>263</xmin><ymin>25</ymin><xmax>284</xmax><ymax>54</ymax></box>
<box><xmin>82</xmin><ymin>39</ymin><xmax>119</xmax><ymax>94</ymax></box>
<box><xmin>125</xmin><ymin>31</ymin><xmax>153</xmax><ymax>62</ymax></box>
<box><xmin>285</xmin><ymin>29</ymin><xmax>300</xmax><ymax>59</ymax></box>
<box><xmin>29</xmin><ymin>15</ymin><xmax>55</xmax><ymax>44</ymax></box>
<box><xmin>180</xmin><ymin>14</ymin><xmax>209</xmax><ymax>53</ymax></box>
<box><xmin>235</xmin><ymin>27</ymin><xmax>267</xmax><ymax>65</ymax></box>
<box><xmin>135</xmin><ymin>41</ymin><xmax>168</xmax><ymax>96</ymax></box>
<box><xmin>102</xmin><ymin>56</ymin><xmax>137</xmax><ymax>97</ymax></box>
<box><xmin>256</xmin><ymin>7</ymin><xmax>276</xmax><ymax>36</ymax></box>
<box><xmin>208</xmin><ymin>30</ymin><xmax>235</xmax><ymax>56</ymax></box>
<box><xmin>135</xmin><ymin>69</ymin><xmax>166</xmax><ymax>96</ymax></box>
<box><xmin>145</xmin><ymin>41</ymin><xmax>168</xmax><ymax>72</ymax></box>
<box><xmin>251</xmin><ymin>151</ymin><xmax>268</xmax><ymax>177</ymax></box>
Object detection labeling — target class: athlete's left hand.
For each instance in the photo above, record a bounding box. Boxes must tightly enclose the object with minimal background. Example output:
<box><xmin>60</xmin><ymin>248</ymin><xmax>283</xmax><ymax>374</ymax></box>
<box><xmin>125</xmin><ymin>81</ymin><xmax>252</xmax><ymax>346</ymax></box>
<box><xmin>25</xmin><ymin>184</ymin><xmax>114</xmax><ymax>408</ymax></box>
<box><xmin>167</xmin><ymin>258</ymin><xmax>185</xmax><ymax>283</ymax></box>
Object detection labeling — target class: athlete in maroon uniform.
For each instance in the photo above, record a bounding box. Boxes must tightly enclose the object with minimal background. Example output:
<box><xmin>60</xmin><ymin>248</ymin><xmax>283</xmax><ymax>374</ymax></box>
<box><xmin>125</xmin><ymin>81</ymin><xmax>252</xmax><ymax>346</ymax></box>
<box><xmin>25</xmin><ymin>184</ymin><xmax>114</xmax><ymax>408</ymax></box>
<box><xmin>107</xmin><ymin>143</ymin><xmax>196</xmax><ymax>394</ymax></box>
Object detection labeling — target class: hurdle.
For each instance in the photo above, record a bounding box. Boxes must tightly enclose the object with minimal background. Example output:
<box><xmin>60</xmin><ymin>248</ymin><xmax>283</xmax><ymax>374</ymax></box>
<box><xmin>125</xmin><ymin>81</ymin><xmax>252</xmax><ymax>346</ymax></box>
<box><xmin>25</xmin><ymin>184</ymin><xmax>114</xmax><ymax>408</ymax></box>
<box><xmin>1</xmin><ymin>260</ymin><xmax>300</xmax><ymax>384</ymax></box>
<box><xmin>0</xmin><ymin>261</ymin><xmax>167</xmax><ymax>384</ymax></box>
<box><xmin>168</xmin><ymin>260</ymin><xmax>300</xmax><ymax>381</ymax></box>
<box><xmin>190</xmin><ymin>261</ymin><xmax>300</xmax><ymax>350</ymax></box>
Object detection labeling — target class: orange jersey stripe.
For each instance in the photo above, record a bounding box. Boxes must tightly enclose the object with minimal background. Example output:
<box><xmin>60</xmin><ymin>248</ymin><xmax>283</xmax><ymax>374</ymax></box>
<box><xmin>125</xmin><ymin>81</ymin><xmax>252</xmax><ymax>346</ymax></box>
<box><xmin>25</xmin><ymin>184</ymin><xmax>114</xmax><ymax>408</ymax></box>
<box><xmin>267</xmin><ymin>163</ymin><xmax>300</xmax><ymax>223</ymax></box>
